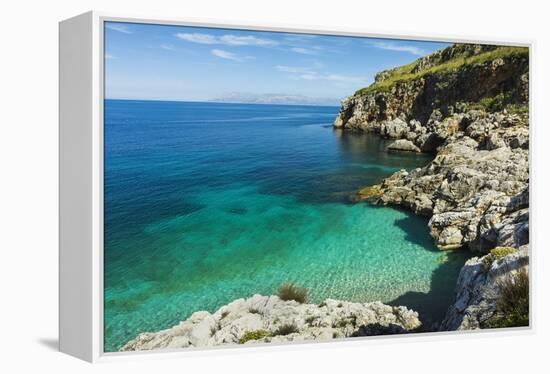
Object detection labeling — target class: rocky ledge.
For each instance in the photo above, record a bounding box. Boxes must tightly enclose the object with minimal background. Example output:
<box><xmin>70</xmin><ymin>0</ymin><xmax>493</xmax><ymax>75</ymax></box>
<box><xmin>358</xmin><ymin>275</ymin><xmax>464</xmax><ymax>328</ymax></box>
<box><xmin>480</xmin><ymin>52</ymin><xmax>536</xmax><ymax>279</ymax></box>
<box><xmin>120</xmin><ymin>295</ymin><xmax>420</xmax><ymax>351</ymax></box>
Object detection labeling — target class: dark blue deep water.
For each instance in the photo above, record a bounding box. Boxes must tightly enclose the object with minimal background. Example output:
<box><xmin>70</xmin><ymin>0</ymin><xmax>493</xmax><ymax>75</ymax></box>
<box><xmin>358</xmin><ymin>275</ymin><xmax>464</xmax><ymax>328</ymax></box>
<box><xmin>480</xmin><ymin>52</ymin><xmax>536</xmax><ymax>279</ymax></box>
<box><xmin>104</xmin><ymin>100</ymin><xmax>469</xmax><ymax>351</ymax></box>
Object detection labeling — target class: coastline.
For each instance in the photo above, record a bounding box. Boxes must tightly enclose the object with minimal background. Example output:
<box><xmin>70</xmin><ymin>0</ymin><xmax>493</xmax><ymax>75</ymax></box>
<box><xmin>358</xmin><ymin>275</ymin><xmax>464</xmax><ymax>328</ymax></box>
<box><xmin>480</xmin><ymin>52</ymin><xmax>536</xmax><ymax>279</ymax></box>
<box><xmin>104</xmin><ymin>102</ymin><xmax>447</xmax><ymax>352</ymax></box>
<box><xmin>333</xmin><ymin>43</ymin><xmax>529</xmax><ymax>330</ymax></box>
<box><xmin>116</xmin><ymin>43</ymin><xmax>530</xmax><ymax>350</ymax></box>
<box><xmin>120</xmin><ymin>295</ymin><xmax>421</xmax><ymax>351</ymax></box>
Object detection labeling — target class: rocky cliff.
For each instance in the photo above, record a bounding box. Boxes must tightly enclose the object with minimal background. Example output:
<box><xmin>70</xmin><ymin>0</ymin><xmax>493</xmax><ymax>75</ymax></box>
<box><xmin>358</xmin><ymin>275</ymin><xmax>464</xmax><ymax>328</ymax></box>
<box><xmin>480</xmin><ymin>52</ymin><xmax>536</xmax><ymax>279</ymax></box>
<box><xmin>335</xmin><ymin>43</ymin><xmax>530</xmax><ymax>330</ymax></box>
<box><xmin>120</xmin><ymin>295</ymin><xmax>420</xmax><ymax>351</ymax></box>
<box><xmin>441</xmin><ymin>245</ymin><xmax>528</xmax><ymax>330</ymax></box>
<box><xmin>334</xmin><ymin>44</ymin><xmax>528</xmax><ymax>133</ymax></box>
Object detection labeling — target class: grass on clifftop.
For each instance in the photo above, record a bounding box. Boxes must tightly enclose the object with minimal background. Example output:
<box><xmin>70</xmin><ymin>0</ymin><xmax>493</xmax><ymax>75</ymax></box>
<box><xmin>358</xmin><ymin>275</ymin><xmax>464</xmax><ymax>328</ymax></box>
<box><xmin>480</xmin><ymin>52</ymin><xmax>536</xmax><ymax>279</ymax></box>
<box><xmin>355</xmin><ymin>46</ymin><xmax>528</xmax><ymax>96</ymax></box>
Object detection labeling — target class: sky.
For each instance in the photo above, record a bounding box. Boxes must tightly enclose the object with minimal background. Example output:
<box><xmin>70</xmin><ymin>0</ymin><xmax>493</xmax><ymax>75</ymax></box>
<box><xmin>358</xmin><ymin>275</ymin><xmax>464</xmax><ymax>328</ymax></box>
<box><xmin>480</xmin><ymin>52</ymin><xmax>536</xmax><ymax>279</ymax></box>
<box><xmin>104</xmin><ymin>21</ymin><xmax>450</xmax><ymax>105</ymax></box>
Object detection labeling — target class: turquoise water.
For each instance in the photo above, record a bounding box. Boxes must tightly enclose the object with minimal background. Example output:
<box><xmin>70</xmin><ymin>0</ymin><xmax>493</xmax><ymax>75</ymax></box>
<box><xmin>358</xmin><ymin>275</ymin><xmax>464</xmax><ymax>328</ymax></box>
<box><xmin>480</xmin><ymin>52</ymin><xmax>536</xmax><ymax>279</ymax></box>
<box><xmin>104</xmin><ymin>100</ymin><xmax>469</xmax><ymax>351</ymax></box>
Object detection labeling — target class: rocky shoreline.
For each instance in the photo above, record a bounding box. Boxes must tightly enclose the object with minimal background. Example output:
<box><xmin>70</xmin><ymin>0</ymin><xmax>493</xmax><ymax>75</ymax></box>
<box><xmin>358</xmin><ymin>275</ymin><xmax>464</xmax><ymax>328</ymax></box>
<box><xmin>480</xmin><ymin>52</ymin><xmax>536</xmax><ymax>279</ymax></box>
<box><xmin>121</xmin><ymin>295</ymin><xmax>421</xmax><ymax>351</ymax></box>
<box><xmin>334</xmin><ymin>43</ymin><xmax>529</xmax><ymax>330</ymax></box>
<box><xmin>120</xmin><ymin>44</ymin><xmax>530</xmax><ymax>351</ymax></box>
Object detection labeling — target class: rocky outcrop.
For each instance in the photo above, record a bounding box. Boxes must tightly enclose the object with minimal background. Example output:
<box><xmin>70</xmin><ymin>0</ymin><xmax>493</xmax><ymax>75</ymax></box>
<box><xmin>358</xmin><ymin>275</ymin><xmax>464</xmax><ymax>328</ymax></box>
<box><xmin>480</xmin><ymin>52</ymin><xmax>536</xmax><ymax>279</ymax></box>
<box><xmin>360</xmin><ymin>110</ymin><xmax>529</xmax><ymax>252</ymax></box>
<box><xmin>120</xmin><ymin>295</ymin><xmax>421</xmax><ymax>351</ymax></box>
<box><xmin>441</xmin><ymin>245</ymin><xmax>529</xmax><ymax>330</ymax></box>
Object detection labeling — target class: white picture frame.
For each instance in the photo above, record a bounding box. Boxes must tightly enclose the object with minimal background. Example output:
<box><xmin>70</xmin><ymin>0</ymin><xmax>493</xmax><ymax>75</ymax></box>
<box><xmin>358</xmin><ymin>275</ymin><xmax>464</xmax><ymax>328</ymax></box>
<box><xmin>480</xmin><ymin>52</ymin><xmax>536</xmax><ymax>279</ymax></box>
<box><xmin>59</xmin><ymin>10</ymin><xmax>533</xmax><ymax>363</ymax></box>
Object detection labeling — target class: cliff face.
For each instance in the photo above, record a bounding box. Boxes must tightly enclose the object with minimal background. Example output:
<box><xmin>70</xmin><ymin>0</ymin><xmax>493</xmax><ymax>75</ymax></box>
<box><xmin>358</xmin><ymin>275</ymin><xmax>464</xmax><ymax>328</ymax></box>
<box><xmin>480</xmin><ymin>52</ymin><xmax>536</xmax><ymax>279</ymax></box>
<box><xmin>120</xmin><ymin>295</ymin><xmax>420</xmax><ymax>351</ymax></box>
<box><xmin>335</xmin><ymin>43</ymin><xmax>530</xmax><ymax>330</ymax></box>
<box><xmin>334</xmin><ymin>44</ymin><xmax>528</xmax><ymax>133</ymax></box>
<box><xmin>441</xmin><ymin>245</ymin><xmax>528</xmax><ymax>330</ymax></box>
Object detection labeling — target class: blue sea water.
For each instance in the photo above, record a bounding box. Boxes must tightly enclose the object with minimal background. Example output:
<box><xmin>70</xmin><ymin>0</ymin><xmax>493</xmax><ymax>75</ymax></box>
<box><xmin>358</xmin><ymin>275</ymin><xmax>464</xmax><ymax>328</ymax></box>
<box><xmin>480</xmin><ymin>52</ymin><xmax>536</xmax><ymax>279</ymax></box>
<box><xmin>104</xmin><ymin>100</ymin><xmax>470</xmax><ymax>352</ymax></box>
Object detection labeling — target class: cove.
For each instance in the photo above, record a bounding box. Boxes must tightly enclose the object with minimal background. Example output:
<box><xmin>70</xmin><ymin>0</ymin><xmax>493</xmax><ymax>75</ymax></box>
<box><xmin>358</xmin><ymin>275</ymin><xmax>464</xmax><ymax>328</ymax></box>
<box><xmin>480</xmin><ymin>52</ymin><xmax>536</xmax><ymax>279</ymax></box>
<box><xmin>103</xmin><ymin>100</ymin><xmax>470</xmax><ymax>352</ymax></box>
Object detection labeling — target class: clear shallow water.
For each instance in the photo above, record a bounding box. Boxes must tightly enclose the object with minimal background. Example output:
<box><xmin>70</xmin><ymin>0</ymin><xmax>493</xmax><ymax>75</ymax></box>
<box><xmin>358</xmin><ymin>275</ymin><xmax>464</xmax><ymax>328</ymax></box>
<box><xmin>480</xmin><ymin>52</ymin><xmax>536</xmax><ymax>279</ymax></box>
<box><xmin>104</xmin><ymin>100</ymin><xmax>470</xmax><ymax>351</ymax></box>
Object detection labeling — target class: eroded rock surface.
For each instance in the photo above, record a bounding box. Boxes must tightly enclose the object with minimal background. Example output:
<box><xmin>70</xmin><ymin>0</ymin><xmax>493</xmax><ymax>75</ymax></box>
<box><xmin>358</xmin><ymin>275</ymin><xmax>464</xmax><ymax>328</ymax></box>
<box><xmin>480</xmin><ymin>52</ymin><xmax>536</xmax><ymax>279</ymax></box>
<box><xmin>362</xmin><ymin>110</ymin><xmax>529</xmax><ymax>252</ymax></box>
<box><xmin>441</xmin><ymin>245</ymin><xmax>529</xmax><ymax>330</ymax></box>
<box><xmin>120</xmin><ymin>296</ymin><xmax>420</xmax><ymax>351</ymax></box>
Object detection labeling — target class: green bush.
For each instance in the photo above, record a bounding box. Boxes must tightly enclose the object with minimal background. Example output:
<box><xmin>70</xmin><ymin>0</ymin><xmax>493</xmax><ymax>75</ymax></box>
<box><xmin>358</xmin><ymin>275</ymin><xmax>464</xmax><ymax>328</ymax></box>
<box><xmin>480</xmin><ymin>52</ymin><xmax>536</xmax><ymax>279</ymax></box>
<box><xmin>491</xmin><ymin>247</ymin><xmax>517</xmax><ymax>258</ymax></box>
<box><xmin>482</xmin><ymin>247</ymin><xmax>516</xmax><ymax>272</ymax></box>
<box><xmin>277</xmin><ymin>282</ymin><xmax>308</xmax><ymax>304</ymax></box>
<box><xmin>239</xmin><ymin>329</ymin><xmax>270</xmax><ymax>344</ymax></box>
<box><xmin>273</xmin><ymin>323</ymin><xmax>299</xmax><ymax>336</ymax></box>
<box><xmin>484</xmin><ymin>268</ymin><xmax>529</xmax><ymax>328</ymax></box>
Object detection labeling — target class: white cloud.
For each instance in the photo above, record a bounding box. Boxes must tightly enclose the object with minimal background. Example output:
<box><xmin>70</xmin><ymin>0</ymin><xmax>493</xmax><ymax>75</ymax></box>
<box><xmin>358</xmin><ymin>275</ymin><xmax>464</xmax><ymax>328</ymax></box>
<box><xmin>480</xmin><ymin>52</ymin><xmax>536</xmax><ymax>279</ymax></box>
<box><xmin>299</xmin><ymin>74</ymin><xmax>318</xmax><ymax>80</ymax></box>
<box><xmin>105</xmin><ymin>53</ymin><xmax>115</xmax><ymax>59</ymax></box>
<box><xmin>298</xmin><ymin>73</ymin><xmax>366</xmax><ymax>83</ymax></box>
<box><xmin>105</xmin><ymin>24</ymin><xmax>132</xmax><ymax>34</ymax></box>
<box><xmin>370</xmin><ymin>41</ymin><xmax>426</xmax><ymax>56</ymax></box>
<box><xmin>176</xmin><ymin>33</ymin><xmax>278</xmax><ymax>47</ymax></box>
<box><xmin>290</xmin><ymin>47</ymin><xmax>318</xmax><ymax>55</ymax></box>
<box><xmin>276</xmin><ymin>65</ymin><xmax>366</xmax><ymax>84</ymax></box>
<box><xmin>176</xmin><ymin>33</ymin><xmax>218</xmax><ymax>44</ymax></box>
<box><xmin>284</xmin><ymin>34</ymin><xmax>317</xmax><ymax>41</ymax></box>
<box><xmin>275</xmin><ymin>65</ymin><xmax>314</xmax><ymax>74</ymax></box>
<box><xmin>160</xmin><ymin>43</ymin><xmax>176</xmax><ymax>51</ymax></box>
<box><xmin>323</xmin><ymin>74</ymin><xmax>366</xmax><ymax>83</ymax></box>
<box><xmin>211</xmin><ymin>49</ymin><xmax>243</xmax><ymax>61</ymax></box>
<box><xmin>219</xmin><ymin>35</ymin><xmax>278</xmax><ymax>46</ymax></box>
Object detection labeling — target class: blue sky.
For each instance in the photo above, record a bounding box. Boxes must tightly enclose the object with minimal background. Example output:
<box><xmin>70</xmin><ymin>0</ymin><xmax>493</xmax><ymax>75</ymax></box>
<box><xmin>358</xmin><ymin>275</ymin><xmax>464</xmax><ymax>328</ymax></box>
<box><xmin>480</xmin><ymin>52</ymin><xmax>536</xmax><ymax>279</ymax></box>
<box><xmin>104</xmin><ymin>21</ymin><xmax>450</xmax><ymax>105</ymax></box>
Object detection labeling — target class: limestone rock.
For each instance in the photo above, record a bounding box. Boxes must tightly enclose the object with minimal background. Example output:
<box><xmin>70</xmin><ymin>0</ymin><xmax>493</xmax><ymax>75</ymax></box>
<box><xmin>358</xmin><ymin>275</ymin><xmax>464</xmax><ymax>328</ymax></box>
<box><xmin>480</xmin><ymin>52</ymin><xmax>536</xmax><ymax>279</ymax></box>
<box><xmin>357</xmin><ymin>109</ymin><xmax>529</xmax><ymax>253</ymax></box>
<box><xmin>441</xmin><ymin>245</ymin><xmax>529</xmax><ymax>330</ymax></box>
<box><xmin>387</xmin><ymin>139</ymin><xmax>421</xmax><ymax>153</ymax></box>
<box><xmin>120</xmin><ymin>296</ymin><xmax>421</xmax><ymax>351</ymax></box>
<box><xmin>380</xmin><ymin>118</ymin><xmax>409</xmax><ymax>139</ymax></box>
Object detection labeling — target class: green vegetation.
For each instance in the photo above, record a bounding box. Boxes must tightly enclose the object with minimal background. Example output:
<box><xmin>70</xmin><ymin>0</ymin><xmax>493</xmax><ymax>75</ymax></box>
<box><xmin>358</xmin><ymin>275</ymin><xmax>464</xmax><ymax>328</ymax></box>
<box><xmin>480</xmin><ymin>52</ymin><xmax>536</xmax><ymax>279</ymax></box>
<box><xmin>273</xmin><ymin>323</ymin><xmax>299</xmax><ymax>336</ymax></box>
<box><xmin>483</xmin><ymin>268</ymin><xmax>529</xmax><ymax>328</ymax></box>
<box><xmin>277</xmin><ymin>282</ymin><xmax>309</xmax><ymax>303</ymax></box>
<box><xmin>355</xmin><ymin>46</ymin><xmax>528</xmax><ymax>96</ymax></box>
<box><xmin>464</xmin><ymin>92</ymin><xmax>529</xmax><ymax>115</ymax></box>
<box><xmin>239</xmin><ymin>329</ymin><xmax>270</xmax><ymax>344</ymax></box>
<box><xmin>482</xmin><ymin>247</ymin><xmax>517</xmax><ymax>272</ymax></box>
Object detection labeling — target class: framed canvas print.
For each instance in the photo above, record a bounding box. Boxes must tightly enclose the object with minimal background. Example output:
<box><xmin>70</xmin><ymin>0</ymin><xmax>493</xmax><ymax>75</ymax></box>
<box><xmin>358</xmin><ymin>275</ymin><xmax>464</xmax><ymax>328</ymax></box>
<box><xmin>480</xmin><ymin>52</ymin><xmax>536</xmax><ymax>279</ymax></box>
<box><xmin>59</xmin><ymin>11</ymin><xmax>531</xmax><ymax>362</ymax></box>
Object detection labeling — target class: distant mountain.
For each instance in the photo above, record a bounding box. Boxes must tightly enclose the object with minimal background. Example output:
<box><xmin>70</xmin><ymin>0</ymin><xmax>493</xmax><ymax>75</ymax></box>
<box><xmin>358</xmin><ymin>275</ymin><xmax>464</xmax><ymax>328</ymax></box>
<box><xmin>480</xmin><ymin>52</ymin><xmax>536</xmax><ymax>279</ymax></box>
<box><xmin>211</xmin><ymin>92</ymin><xmax>341</xmax><ymax>106</ymax></box>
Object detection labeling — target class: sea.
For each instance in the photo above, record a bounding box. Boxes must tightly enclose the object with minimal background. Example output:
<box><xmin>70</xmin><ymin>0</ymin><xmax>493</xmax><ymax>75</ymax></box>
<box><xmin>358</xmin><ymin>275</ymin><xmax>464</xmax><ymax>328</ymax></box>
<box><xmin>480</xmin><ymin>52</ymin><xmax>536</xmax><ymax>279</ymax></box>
<box><xmin>103</xmin><ymin>99</ymin><xmax>470</xmax><ymax>351</ymax></box>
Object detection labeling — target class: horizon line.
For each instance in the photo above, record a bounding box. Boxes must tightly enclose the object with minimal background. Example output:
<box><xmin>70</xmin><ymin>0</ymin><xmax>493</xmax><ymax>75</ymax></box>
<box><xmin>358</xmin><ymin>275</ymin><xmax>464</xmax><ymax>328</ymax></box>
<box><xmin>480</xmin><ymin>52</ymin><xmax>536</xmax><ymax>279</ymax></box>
<box><xmin>104</xmin><ymin>97</ymin><xmax>342</xmax><ymax>107</ymax></box>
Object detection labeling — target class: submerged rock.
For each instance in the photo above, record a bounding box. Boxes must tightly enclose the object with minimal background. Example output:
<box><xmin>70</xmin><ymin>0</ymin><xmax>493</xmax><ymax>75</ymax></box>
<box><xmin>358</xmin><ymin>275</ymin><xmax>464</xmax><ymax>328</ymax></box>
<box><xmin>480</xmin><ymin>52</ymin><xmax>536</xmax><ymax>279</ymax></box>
<box><xmin>120</xmin><ymin>295</ymin><xmax>421</xmax><ymax>351</ymax></box>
